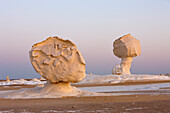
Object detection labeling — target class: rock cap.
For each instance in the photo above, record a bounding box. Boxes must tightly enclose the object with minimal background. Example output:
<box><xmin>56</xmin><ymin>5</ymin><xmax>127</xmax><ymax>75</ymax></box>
<box><xmin>113</xmin><ymin>34</ymin><xmax>141</xmax><ymax>58</ymax></box>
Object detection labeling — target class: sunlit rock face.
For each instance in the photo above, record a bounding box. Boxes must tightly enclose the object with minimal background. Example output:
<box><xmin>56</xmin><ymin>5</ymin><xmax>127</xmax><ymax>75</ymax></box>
<box><xmin>29</xmin><ymin>37</ymin><xmax>86</xmax><ymax>83</ymax></box>
<box><xmin>113</xmin><ymin>34</ymin><xmax>141</xmax><ymax>75</ymax></box>
<box><xmin>113</xmin><ymin>34</ymin><xmax>141</xmax><ymax>58</ymax></box>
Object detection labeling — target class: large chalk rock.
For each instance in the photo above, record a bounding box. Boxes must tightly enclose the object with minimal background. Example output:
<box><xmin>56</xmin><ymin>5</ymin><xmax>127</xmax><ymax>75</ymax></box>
<box><xmin>113</xmin><ymin>34</ymin><xmax>141</xmax><ymax>75</ymax></box>
<box><xmin>29</xmin><ymin>37</ymin><xmax>86</xmax><ymax>83</ymax></box>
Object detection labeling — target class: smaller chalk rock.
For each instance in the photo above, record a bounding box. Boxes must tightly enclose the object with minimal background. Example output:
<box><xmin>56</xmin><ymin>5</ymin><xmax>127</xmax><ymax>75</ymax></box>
<box><xmin>112</xmin><ymin>65</ymin><xmax>123</xmax><ymax>75</ymax></box>
<box><xmin>113</xmin><ymin>34</ymin><xmax>141</xmax><ymax>75</ymax></box>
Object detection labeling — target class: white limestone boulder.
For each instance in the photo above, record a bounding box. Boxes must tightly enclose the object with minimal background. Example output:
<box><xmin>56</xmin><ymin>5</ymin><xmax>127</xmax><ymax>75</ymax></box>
<box><xmin>29</xmin><ymin>37</ymin><xmax>86</xmax><ymax>83</ymax></box>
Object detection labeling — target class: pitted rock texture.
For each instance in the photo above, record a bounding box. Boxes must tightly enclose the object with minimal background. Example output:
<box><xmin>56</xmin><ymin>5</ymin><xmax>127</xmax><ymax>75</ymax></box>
<box><xmin>29</xmin><ymin>37</ymin><xmax>86</xmax><ymax>83</ymax></box>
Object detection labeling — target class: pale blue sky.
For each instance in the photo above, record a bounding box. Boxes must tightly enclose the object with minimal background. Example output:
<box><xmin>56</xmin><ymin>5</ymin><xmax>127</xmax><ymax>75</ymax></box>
<box><xmin>0</xmin><ymin>0</ymin><xmax>170</xmax><ymax>79</ymax></box>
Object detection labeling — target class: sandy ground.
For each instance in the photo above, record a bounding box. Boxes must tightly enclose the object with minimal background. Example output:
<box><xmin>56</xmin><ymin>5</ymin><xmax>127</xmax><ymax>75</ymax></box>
<box><xmin>0</xmin><ymin>95</ymin><xmax>169</xmax><ymax>113</ymax></box>
<box><xmin>0</xmin><ymin>82</ymin><xmax>170</xmax><ymax>113</ymax></box>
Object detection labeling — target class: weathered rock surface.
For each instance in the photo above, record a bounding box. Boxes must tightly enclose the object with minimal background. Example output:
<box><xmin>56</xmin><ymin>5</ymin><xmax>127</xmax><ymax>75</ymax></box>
<box><xmin>29</xmin><ymin>37</ymin><xmax>86</xmax><ymax>83</ymax></box>
<box><xmin>113</xmin><ymin>34</ymin><xmax>141</xmax><ymax>75</ymax></box>
<box><xmin>112</xmin><ymin>64</ymin><xmax>122</xmax><ymax>75</ymax></box>
<box><xmin>113</xmin><ymin>34</ymin><xmax>141</xmax><ymax>58</ymax></box>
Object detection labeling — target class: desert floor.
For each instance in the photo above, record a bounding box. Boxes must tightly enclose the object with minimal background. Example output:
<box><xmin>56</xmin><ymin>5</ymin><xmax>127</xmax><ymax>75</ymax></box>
<box><xmin>0</xmin><ymin>82</ymin><xmax>170</xmax><ymax>113</ymax></box>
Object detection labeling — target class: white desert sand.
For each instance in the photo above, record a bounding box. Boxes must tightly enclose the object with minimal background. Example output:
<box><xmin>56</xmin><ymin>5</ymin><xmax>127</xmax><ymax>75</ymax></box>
<box><xmin>1</xmin><ymin>74</ymin><xmax>170</xmax><ymax>86</ymax></box>
<box><xmin>0</xmin><ymin>74</ymin><xmax>170</xmax><ymax>98</ymax></box>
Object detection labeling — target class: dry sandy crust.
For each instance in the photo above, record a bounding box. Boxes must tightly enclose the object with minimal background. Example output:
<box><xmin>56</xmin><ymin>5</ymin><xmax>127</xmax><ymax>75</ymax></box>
<box><xmin>0</xmin><ymin>95</ymin><xmax>169</xmax><ymax>113</ymax></box>
<box><xmin>0</xmin><ymin>85</ymin><xmax>36</xmax><ymax>91</ymax></box>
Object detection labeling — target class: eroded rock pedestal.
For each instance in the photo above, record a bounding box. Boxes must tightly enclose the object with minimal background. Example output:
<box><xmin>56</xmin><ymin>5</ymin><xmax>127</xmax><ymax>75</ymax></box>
<box><xmin>113</xmin><ymin>34</ymin><xmax>141</xmax><ymax>75</ymax></box>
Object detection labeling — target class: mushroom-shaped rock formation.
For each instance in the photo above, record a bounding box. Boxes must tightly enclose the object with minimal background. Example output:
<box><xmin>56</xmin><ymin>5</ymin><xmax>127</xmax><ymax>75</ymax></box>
<box><xmin>113</xmin><ymin>34</ymin><xmax>141</xmax><ymax>75</ymax></box>
<box><xmin>29</xmin><ymin>36</ymin><xmax>86</xmax><ymax>94</ymax></box>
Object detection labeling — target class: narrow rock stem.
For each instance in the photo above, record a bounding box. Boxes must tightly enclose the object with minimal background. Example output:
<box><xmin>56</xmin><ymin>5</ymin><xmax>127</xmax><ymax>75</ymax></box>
<box><xmin>121</xmin><ymin>57</ymin><xmax>133</xmax><ymax>75</ymax></box>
